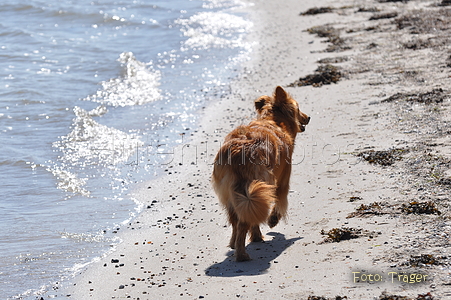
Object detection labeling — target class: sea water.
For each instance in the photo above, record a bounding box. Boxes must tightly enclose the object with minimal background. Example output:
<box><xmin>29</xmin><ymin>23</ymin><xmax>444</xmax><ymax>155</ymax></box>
<box><xmin>0</xmin><ymin>0</ymin><xmax>252</xmax><ymax>298</ymax></box>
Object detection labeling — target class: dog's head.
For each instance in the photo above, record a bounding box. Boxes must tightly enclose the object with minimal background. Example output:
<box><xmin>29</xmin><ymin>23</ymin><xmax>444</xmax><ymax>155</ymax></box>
<box><xmin>254</xmin><ymin>86</ymin><xmax>310</xmax><ymax>134</ymax></box>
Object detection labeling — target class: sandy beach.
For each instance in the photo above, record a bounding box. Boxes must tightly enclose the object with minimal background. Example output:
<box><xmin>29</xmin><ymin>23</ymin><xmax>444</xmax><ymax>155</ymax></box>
<box><xmin>60</xmin><ymin>0</ymin><xmax>451</xmax><ymax>299</ymax></box>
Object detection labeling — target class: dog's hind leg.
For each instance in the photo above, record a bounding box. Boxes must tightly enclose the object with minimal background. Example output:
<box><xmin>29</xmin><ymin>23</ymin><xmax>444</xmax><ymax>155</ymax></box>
<box><xmin>250</xmin><ymin>225</ymin><xmax>263</xmax><ymax>242</ymax></box>
<box><xmin>227</xmin><ymin>204</ymin><xmax>238</xmax><ymax>249</ymax></box>
<box><xmin>268</xmin><ymin>167</ymin><xmax>290</xmax><ymax>228</ymax></box>
<box><xmin>235</xmin><ymin>221</ymin><xmax>251</xmax><ymax>261</ymax></box>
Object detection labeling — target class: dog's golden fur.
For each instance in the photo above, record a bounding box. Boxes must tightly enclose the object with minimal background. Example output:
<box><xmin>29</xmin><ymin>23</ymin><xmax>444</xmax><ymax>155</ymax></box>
<box><xmin>212</xmin><ymin>86</ymin><xmax>309</xmax><ymax>261</ymax></box>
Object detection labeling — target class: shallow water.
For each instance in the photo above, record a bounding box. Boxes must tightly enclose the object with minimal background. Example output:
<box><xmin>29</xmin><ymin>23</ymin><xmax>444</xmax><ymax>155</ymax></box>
<box><xmin>0</xmin><ymin>0</ymin><xmax>252</xmax><ymax>298</ymax></box>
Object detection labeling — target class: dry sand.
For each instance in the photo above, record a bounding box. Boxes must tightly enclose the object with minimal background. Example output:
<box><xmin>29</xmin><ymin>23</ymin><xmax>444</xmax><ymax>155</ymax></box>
<box><xmin>60</xmin><ymin>0</ymin><xmax>451</xmax><ymax>299</ymax></box>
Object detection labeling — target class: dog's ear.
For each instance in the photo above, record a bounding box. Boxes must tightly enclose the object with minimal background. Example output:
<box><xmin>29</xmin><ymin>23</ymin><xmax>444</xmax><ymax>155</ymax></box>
<box><xmin>274</xmin><ymin>86</ymin><xmax>288</xmax><ymax>105</ymax></box>
<box><xmin>254</xmin><ymin>95</ymin><xmax>271</xmax><ymax>112</ymax></box>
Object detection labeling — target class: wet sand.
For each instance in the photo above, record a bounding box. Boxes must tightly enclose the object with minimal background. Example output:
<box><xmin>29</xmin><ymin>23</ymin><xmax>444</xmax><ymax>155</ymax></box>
<box><xmin>61</xmin><ymin>0</ymin><xmax>451</xmax><ymax>299</ymax></box>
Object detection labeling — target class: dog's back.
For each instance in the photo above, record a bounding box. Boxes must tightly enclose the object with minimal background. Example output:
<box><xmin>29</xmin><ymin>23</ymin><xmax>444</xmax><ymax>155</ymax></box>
<box><xmin>212</xmin><ymin>123</ymin><xmax>283</xmax><ymax>225</ymax></box>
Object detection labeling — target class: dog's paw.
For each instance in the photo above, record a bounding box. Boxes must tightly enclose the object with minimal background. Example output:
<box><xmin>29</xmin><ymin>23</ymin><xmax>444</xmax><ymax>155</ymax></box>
<box><xmin>236</xmin><ymin>253</ymin><xmax>251</xmax><ymax>262</ymax></box>
<box><xmin>251</xmin><ymin>235</ymin><xmax>264</xmax><ymax>243</ymax></box>
<box><xmin>268</xmin><ymin>214</ymin><xmax>280</xmax><ymax>228</ymax></box>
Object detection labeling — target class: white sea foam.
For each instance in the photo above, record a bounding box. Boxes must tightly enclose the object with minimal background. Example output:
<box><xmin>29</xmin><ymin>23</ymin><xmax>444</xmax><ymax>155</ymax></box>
<box><xmin>48</xmin><ymin>106</ymin><xmax>143</xmax><ymax>195</ymax></box>
<box><xmin>85</xmin><ymin>52</ymin><xmax>161</xmax><ymax>107</ymax></box>
<box><xmin>176</xmin><ymin>11</ymin><xmax>252</xmax><ymax>50</ymax></box>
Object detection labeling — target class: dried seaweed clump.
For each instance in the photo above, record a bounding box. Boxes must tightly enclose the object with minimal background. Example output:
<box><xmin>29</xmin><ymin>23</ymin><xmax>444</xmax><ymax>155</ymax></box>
<box><xmin>401</xmin><ymin>201</ymin><xmax>441</xmax><ymax>215</ymax></box>
<box><xmin>306</xmin><ymin>25</ymin><xmax>351</xmax><ymax>52</ymax></box>
<box><xmin>307</xmin><ymin>25</ymin><xmax>338</xmax><ymax>38</ymax></box>
<box><xmin>378</xmin><ymin>0</ymin><xmax>410</xmax><ymax>2</ymax></box>
<box><xmin>379</xmin><ymin>292</ymin><xmax>409</xmax><ymax>300</ymax></box>
<box><xmin>379</xmin><ymin>291</ymin><xmax>434</xmax><ymax>300</ymax></box>
<box><xmin>320</xmin><ymin>227</ymin><xmax>362</xmax><ymax>243</ymax></box>
<box><xmin>369</xmin><ymin>12</ymin><xmax>398</xmax><ymax>20</ymax></box>
<box><xmin>408</xmin><ymin>254</ymin><xmax>440</xmax><ymax>267</ymax></box>
<box><xmin>402</xmin><ymin>38</ymin><xmax>432</xmax><ymax>50</ymax></box>
<box><xmin>358</xmin><ymin>149</ymin><xmax>407</xmax><ymax>166</ymax></box>
<box><xmin>347</xmin><ymin>202</ymin><xmax>387</xmax><ymax>218</ymax></box>
<box><xmin>357</xmin><ymin>7</ymin><xmax>380</xmax><ymax>13</ymax></box>
<box><xmin>301</xmin><ymin>7</ymin><xmax>334</xmax><ymax>15</ymax></box>
<box><xmin>349</xmin><ymin>196</ymin><xmax>362</xmax><ymax>202</ymax></box>
<box><xmin>394</xmin><ymin>9</ymin><xmax>451</xmax><ymax>33</ymax></box>
<box><xmin>317</xmin><ymin>56</ymin><xmax>349</xmax><ymax>64</ymax></box>
<box><xmin>288</xmin><ymin>65</ymin><xmax>341</xmax><ymax>87</ymax></box>
<box><xmin>416</xmin><ymin>293</ymin><xmax>435</xmax><ymax>300</ymax></box>
<box><xmin>382</xmin><ymin>88</ymin><xmax>448</xmax><ymax>104</ymax></box>
<box><xmin>438</xmin><ymin>177</ymin><xmax>451</xmax><ymax>185</ymax></box>
<box><xmin>308</xmin><ymin>296</ymin><xmax>348</xmax><ymax>300</ymax></box>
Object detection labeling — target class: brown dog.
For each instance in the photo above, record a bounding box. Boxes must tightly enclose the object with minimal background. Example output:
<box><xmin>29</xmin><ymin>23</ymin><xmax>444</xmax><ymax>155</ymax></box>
<box><xmin>212</xmin><ymin>86</ymin><xmax>309</xmax><ymax>261</ymax></box>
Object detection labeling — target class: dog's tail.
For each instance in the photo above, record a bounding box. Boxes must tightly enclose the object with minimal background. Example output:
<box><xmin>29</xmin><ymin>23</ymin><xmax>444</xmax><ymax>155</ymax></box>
<box><xmin>233</xmin><ymin>180</ymin><xmax>276</xmax><ymax>225</ymax></box>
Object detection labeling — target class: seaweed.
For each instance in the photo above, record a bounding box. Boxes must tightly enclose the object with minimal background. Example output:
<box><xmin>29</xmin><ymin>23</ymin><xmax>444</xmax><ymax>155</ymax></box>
<box><xmin>438</xmin><ymin>177</ymin><xmax>451</xmax><ymax>185</ymax></box>
<box><xmin>357</xmin><ymin>149</ymin><xmax>407</xmax><ymax>166</ymax></box>
<box><xmin>308</xmin><ymin>296</ymin><xmax>348</xmax><ymax>300</ymax></box>
<box><xmin>439</xmin><ymin>0</ymin><xmax>451</xmax><ymax>6</ymax></box>
<box><xmin>378</xmin><ymin>0</ymin><xmax>410</xmax><ymax>2</ymax></box>
<box><xmin>408</xmin><ymin>254</ymin><xmax>440</xmax><ymax>267</ymax></box>
<box><xmin>349</xmin><ymin>196</ymin><xmax>362</xmax><ymax>202</ymax></box>
<box><xmin>379</xmin><ymin>292</ymin><xmax>434</xmax><ymax>300</ymax></box>
<box><xmin>401</xmin><ymin>201</ymin><xmax>441</xmax><ymax>215</ymax></box>
<box><xmin>306</xmin><ymin>25</ymin><xmax>351</xmax><ymax>52</ymax></box>
<box><xmin>307</xmin><ymin>25</ymin><xmax>338</xmax><ymax>38</ymax></box>
<box><xmin>402</xmin><ymin>39</ymin><xmax>431</xmax><ymax>50</ymax></box>
<box><xmin>369</xmin><ymin>12</ymin><xmax>398</xmax><ymax>20</ymax></box>
<box><xmin>301</xmin><ymin>7</ymin><xmax>334</xmax><ymax>16</ymax></box>
<box><xmin>357</xmin><ymin>7</ymin><xmax>380</xmax><ymax>13</ymax></box>
<box><xmin>347</xmin><ymin>202</ymin><xmax>388</xmax><ymax>218</ymax></box>
<box><xmin>317</xmin><ymin>56</ymin><xmax>349</xmax><ymax>64</ymax></box>
<box><xmin>288</xmin><ymin>65</ymin><xmax>342</xmax><ymax>87</ymax></box>
<box><xmin>379</xmin><ymin>293</ymin><xmax>409</xmax><ymax>300</ymax></box>
<box><xmin>416</xmin><ymin>293</ymin><xmax>434</xmax><ymax>300</ymax></box>
<box><xmin>320</xmin><ymin>227</ymin><xmax>362</xmax><ymax>243</ymax></box>
<box><xmin>381</xmin><ymin>89</ymin><xmax>448</xmax><ymax>104</ymax></box>
<box><xmin>394</xmin><ymin>9</ymin><xmax>451</xmax><ymax>33</ymax></box>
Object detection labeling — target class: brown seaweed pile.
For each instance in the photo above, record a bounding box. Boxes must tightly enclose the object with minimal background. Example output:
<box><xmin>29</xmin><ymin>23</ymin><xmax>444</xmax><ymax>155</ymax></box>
<box><xmin>308</xmin><ymin>296</ymin><xmax>348</xmax><ymax>300</ymax></box>
<box><xmin>369</xmin><ymin>12</ymin><xmax>398</xmax><ymax>20</ymax></box>
<box><xmin>401</xmin><ymin>201</ymin><xmax>441</xmax><ymax>215</ymax></box>
<box><xmin>378</xmin><ymin>0</ymin><xmax>410</xmax><ymax>2</ymax></box>
<box><xmin>394</xmin><ymin>9</ymin><xmax>451</xmax><ymax>33</ymax></box>
<box><xmin>306</xmin><ymin>25</ymin><xmax>351</xmax><ymax>52</ymax></box>
<box><xmin>347</xmin><ymin>202</ymin><xmax>389</xmax><ymax>218</ymax></box>
<box><xmin>301</xmin><ymin>7</ymin><xmax>334</xmax><ymax>15</ymax></box>
<box><xmin>407</xmin><ymin>254</ymin><xmax>441</xmax><ymax>267</ymax></box>
<box><xmin>382</xmin><ymin>89</ymin><xmax>448</xmax><ymax>104</ymax></box>
<box><xmin>307</xmin><ymin>25</ymin><xmax>337</xmax><ymax>38</ymax></box>
<box><xmin>320</xmin><ymin>227</ymin><xmax>362</xmax><ymax>243</ymax></box>
<box><xmin>288</xmin><ymin>64</ymin><xmax>341</xmax><ymax>87</ymax></box>
<box><xmin>357</xmin><ymin>149</ymin><xmax>407</xmax><ymax>166</ymax></box>
<box><xmin>379</xmin><ymin>292</ymin><xmax>434</xmax><ymax>300</ymax></box>
<box><xmin>317</xmin><ymin>56</ymin><xmax>349</xmax><ymax>64</ymax></box>
<box><xmin>349</xmin><ymin>196</ymin><xmax>362</xmax><ymax>202</ymax></box>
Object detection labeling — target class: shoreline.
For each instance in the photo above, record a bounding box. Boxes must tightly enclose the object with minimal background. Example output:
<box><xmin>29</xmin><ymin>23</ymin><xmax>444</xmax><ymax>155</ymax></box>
<box><xmin>61</xmin><ymin>0</ymin><xmax>451</xmax><ymax>299</ymax></box>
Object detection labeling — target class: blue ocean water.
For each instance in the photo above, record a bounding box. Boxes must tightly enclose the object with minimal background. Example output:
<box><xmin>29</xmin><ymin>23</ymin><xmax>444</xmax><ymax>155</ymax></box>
<box><xmin>0</xmin><ymin>0</ymin><xmax>252</xmax><ymax>298</ymax></box>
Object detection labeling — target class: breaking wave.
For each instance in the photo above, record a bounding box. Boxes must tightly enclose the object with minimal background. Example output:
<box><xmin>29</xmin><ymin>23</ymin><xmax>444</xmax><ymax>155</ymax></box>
<box><xmin>84</xmin><ymin>52</ymin><xmax>161</xmax><ymax>107</ymax></box>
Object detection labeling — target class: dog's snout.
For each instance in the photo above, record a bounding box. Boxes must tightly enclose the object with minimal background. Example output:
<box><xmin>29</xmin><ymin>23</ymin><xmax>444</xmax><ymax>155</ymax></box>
<box><xmin>307</xmin><ymin>116</ymin><xmax>311</xmax><ymax>123</ymax></box>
